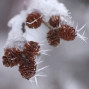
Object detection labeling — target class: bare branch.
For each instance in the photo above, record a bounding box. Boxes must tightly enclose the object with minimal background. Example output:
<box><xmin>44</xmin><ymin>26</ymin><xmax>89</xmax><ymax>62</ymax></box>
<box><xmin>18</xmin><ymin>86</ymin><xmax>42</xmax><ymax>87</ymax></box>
<box><xmin>43</xmin><ymin>20</ymin><xmax>59</xmax><ymax>30</ymax></box>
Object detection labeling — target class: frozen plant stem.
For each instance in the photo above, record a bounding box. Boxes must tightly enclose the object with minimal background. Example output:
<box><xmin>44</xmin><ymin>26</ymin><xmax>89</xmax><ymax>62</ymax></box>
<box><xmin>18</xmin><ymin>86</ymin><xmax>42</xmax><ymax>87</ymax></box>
<box><xmin>43</xmin><ymin>20</ymin><xmax>59</xmax><ymax>30</ymax></box>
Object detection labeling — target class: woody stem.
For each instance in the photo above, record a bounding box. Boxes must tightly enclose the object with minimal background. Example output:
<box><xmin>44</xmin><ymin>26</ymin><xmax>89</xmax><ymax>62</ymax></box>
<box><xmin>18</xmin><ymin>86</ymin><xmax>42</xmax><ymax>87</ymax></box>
<box><xmin>42</xmin><ymin>20</ymin><xmax>59</xmax><ymax>30</ymax></box>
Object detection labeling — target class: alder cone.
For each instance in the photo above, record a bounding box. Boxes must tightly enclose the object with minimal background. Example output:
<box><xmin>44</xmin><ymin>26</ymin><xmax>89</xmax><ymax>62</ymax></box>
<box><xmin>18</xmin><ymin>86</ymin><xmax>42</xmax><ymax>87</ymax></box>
<box><xmin>47</xmin><ymin>30</ymin><xmax>60</xmax><ymax>46</ymax></box>
<box><xmin>26</xmin><ymin>11</ymin><xmax>42</xmax><ymax>28</ymax></box>
<box><xmin>19</xmin><ymin>59</ymin><xmax>37</xmax><ymax>80</ymax></box>
<box><xmin>49</xmin><ymin>16</ymin><xmax>60</xmax><ymax>27</ymax></box>
<box><xmin>58</xmin><ymin>25</ymin><xmax>77</xmax><ymax>41</ymax></box>
<box><xmin>23</xmin><ymin>41</ymin><xmax>40</xmax><ymax>58</ymax></box>
<box><xmin>24</xmin><ymin>41</ymin><xmax>40</xmax><ymax>53</ymax></box>
<box><xmin>3</xmin><ymin>48</ymin><xmax>22</xmax><ymax>67</ymax></box>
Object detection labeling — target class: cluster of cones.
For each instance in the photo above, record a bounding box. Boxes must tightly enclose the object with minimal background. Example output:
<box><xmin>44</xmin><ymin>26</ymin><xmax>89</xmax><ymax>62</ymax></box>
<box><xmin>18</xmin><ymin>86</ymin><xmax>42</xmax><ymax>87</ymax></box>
<box><xmin>47</xmin><ymin>16</ymin><xmax>77</xmax><ymax>46</ymax></box>
<box><xmin>2</xmin><ymin>11</ymin><xmax>77</xmax><ymax>80</ymax></box>
<box><xmin>3</xmin><ymin>41</ymin><xmax>40</xmax><ymax>80</ymax></box>
<box><xmin>26</xmin><ymin>11</ymin><xmax>77</xmax><ymax>47</ymax></box>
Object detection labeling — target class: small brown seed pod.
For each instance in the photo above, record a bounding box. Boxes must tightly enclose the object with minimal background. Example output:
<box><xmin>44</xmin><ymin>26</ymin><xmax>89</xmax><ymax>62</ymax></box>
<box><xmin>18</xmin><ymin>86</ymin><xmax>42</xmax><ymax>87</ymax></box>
<box><xmin>49</xmin><ymin>15</ymin><xmax>60</xmax><ymax>27</ymax></box>
<box><xmin>23</xmin><ymin>41</ymin><xmax>40</xmax><ymax>58</ymax></box>
<box><xmin>19</xmin><ymin>58</ymin><xmax>37</xmax><ymax>80</ymax></box>
<box><xmin>26</xmin><ymin>11</ymin><xmax>42</xmax><ymax>28</ymax></box>
<box><xmin>47</xmin><ymin>30</ymin><xmax>60</xmax><ymax>46</ymax></box>
<box><xmin>24</xmin><ymin>41</ymin><xmax>40</xmax><ymax>53</ymax></box>
<box><xmin>58</xmin><ymin>25</ymin><xmax>77</xmax><ymax>41</ymax></box>
<box><xmin>2</xmin><ymin>48</ymin><xmax>22</xmax><ymax>67</ymax></box>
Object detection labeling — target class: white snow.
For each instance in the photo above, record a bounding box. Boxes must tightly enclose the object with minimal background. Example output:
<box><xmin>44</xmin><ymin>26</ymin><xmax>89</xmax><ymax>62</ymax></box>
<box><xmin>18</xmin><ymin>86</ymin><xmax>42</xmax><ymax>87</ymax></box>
<box><xmin>28</xmin><ymin>0</ymin><xmax>72</xmax><ymax>25</ymax></box>
<box><xmin>4</xmin><ymin>0</ymin><xmax>87</xmax><ymax>51</ymax></box>
<box><xmin>6</xmin><ymin>11</ymin><xmax>28</xmax><ymax>50</ymax></box>
<box><xmin>23</xmin><ymin>24</ymin><xmax>49</xmax><ymax>43</ymax></box>
<box><xmin>6</xmin><ymin>0</ymin><xmax>73</xmax><ymax>49</ymax></box>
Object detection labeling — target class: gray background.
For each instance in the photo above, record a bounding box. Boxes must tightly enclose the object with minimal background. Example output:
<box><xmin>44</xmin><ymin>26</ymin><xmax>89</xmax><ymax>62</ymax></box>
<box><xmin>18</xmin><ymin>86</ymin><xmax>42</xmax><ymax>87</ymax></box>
<box><xmin>0</xmin><ymin>0</ymin><xmax>89</xmax><ymax>89</ymax></box>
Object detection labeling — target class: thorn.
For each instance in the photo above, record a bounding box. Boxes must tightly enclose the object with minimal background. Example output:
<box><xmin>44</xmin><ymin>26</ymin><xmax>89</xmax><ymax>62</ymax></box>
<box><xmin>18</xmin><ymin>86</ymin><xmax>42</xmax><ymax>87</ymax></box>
<box><xmin>82</xmin><ymin>30</ymin><xmax>86</xmax><ymax>36</ymax></box>
<box><xmin>37</xmin><ymin>66</ymin><xmax>49</xmax><ymax>72</ymax></box>
<box><xmin>36</xmin><ymin>57</ymin><xmax>43</xmax><ymax>65</ymax></box>
<box><xmin>77</xmin><ymin>33</ymin><xmax>87</xmax><ymax>43</ymax></box>
<box><xmin>40</xmin><ymin>49</ymin><xmax>51</xmax><ymax>52</ymax></box>
<box><xmin>34</xmin><ymin>76</ymin><xmax>38</xmax><ymax>86</ymax></box>
<box><xmin>39</xmin><ymin>49</ymin><xmax>51</xmax><ymax>56</ymax></box>
<box><xmin>76</xmin><ymin>23</ymin><xmax>78</xmax><ymax>30</ymax></box>
<box><xmin>41</xmin><ymin>53</ymin><xmax>50</xmax><ymax>56</ymax></box>
<box><xmin>35</xmin><ymin>74</ymin><xmax>47</xmax><ymax>77</ymax></box>
<box><xmin>76</xmin><ymin>24</ymin><xmax>88</xmax><ymax>43</ymax></box>
<box><xmin>77</xmin><ymin>24</ymin><xmax>86</xmax><ymax>32</ymax></box>
<box><xmin>36</xmin><ymin>61</ymin><xmax>44</xmax><ymax>65</ymax></box>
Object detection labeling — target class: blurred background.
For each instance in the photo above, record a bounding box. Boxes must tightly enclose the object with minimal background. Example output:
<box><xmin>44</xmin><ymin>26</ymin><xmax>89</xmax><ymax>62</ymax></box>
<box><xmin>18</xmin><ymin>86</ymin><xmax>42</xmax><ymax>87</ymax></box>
<box><xmin>0</xmin><ymin>0</ymin><xmax>89</xmax><ymax>89</ymax></box>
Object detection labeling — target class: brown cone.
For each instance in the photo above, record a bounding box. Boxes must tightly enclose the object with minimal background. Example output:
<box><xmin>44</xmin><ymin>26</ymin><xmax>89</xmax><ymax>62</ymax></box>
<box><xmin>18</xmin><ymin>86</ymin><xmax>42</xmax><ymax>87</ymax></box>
<box><xmin>3</xmin><ymin>48</ymin><xmax>22</xmax><ymax>67</ymax></box>
<box><xmin>26</xmin><ymin>11</ymin><xmax>42</xmax><ymax>28</ymax></box>
<box><xmin>58</xmin><ymin>25</ymin><xmax>77</xmax><ymax>41</ymax></box>
<box><xmin>49</xmin><ymin>15</ymin><xmax>60</xmax><ymax>27</ymax></box>
<box><xmin>47</xmin><ymin>30</ymin><xmax>60</xmax><ymax>46</ymax></box>
<box><xmin>2</xmin><ymin>41</ymin><xmax>40</xmax><ymax>80</ymax></box>
<box><xmin>23</xmin><ymin>41</ymin><xmax>40</xmax><ymax>58</ymax></box>
<box><xmin>19</xmin><ymin>56</ymin><xmax>37</xmax><ymax>80</ymax></box>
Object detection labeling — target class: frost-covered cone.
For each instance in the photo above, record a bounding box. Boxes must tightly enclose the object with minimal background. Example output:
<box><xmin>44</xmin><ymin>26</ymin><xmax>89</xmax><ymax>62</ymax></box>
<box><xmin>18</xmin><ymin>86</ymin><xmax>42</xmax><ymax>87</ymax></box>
<box><xmin>26</xmin><ymin>11</ymin><xmax>42</xmax><ymax>28</ymax></box>
<box><xmin>47</xmin><ymin>30</ymin><xmax>60</xmax><ymax>46</ymax></box>
<box><xmin>19</xmin><ymin>57</ymin><xmax>37</xmax><ymax>80</ymax></box>
<box><xmin>23</xmin><ymin>41</ymin><xmax>40</xmax><ymax>58</ymax></box>
<box><xmin>3</xmin><ymin>48</ymin><xmax>22</xmax><ymax>67</ymax></box>
<box><xmin>49</xmin><ymin>15</ymin><xmax>60</xmax><ymax>27</ymax></box>
<box><xmin>58</xmin><ymin>25</ymin><xmax>77</xmax><ymax>41</ymax></box>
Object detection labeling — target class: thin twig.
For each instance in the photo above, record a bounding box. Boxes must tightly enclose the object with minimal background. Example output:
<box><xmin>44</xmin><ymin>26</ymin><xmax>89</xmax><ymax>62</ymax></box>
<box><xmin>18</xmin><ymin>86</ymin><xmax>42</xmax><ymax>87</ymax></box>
<box><xmin>43</xmin><ymin>20</ymin><xmax>59</xmax><ymax>30</ymax></box>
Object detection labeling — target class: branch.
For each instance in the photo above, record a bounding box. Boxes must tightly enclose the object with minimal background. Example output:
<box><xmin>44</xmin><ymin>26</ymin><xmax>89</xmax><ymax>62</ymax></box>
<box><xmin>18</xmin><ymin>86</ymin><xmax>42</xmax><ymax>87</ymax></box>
<box><xmin>43</xmin><ymin>20</ymin><xmax>59</xmax><ymax>30</ymax></box>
